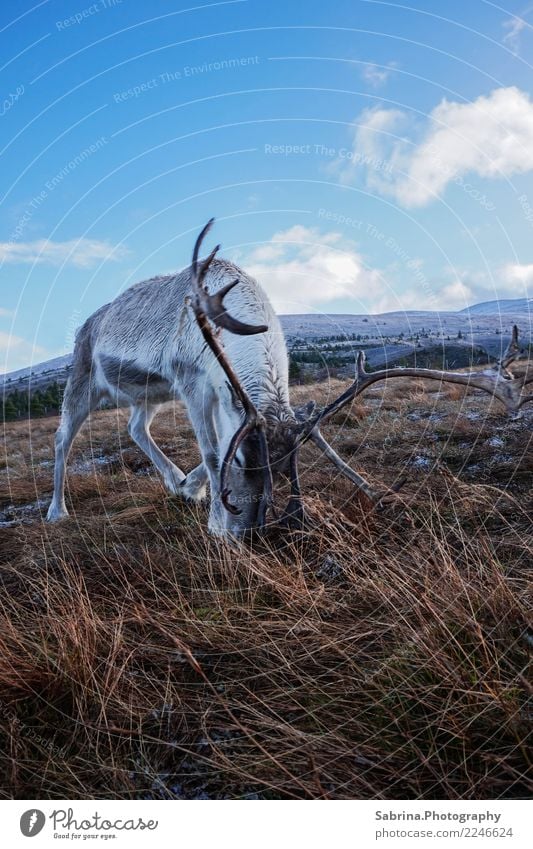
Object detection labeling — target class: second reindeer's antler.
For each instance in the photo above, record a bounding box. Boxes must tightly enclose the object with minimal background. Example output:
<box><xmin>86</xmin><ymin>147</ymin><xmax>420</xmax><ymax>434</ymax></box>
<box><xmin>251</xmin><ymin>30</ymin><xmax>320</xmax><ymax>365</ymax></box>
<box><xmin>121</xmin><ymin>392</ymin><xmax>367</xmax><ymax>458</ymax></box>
<box><xmin>188</xmin><ymin>219</ymin><xmax>274</xmax><ymax>524</ymax></box>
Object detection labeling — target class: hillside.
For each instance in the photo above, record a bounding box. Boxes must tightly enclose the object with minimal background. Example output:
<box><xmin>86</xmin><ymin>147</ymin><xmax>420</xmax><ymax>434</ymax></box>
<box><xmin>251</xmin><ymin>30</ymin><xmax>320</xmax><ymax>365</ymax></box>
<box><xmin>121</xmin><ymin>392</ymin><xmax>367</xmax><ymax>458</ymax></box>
<box><xmin>2</xmin><ymin>299</ymin><xmax>532</xmax><ymax>401</ymax></box>
<box><xmin>461</xmin><ymin>297</ymin><xmax>533</xmax><ymax>316</ymax></box>
<box><xmin>0</xmin><ymin>377</ymin><xmax>531</xmax><ymax>799</ymax></box>
<box><xmin>0</xmin><ymin>353</ymin><xmax>72</xmax><ymax>384</ymax></box>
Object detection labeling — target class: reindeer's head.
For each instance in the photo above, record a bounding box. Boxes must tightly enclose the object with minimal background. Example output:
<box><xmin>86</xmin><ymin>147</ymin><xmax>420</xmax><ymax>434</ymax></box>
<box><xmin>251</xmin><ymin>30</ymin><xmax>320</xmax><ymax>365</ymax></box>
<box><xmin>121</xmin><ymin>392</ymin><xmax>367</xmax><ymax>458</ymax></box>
<box><xmin>190</xmin><ymin>220</ymin><xmax>532</xmax><ymax>537</ymax></box>
<box><xmin>189</xmin><ymin>220</ymin><xmax>392</xmax><ymax>536</ymax></box>
<box><xmin>189</xmin><ymin>219</ymin><xmax>306</xmax><ymax>535</ymax></box>
<box><xmin>215</xmin><ymin>426</ymin><xmax>279</xmax><ymax>535</ymax></box>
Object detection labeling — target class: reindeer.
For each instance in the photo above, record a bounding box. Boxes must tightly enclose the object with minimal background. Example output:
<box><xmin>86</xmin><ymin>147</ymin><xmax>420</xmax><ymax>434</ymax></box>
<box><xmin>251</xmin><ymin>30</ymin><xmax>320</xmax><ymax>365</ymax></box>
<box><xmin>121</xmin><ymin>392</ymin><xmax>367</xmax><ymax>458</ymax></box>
<box><xmin>47</xmin><ymin>219</ymin><xmax>533</xmax><ymax>536</ymax></box>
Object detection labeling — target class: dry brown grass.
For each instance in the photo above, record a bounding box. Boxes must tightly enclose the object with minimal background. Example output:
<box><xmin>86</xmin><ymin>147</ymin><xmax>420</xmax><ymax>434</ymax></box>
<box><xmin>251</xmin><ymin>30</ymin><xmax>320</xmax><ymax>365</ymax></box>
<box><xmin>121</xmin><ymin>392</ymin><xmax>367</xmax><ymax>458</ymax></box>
<box><xmin>0</xmin><ymin>380</ymin><xmax>531</xmax><ymax>799</ymax></box>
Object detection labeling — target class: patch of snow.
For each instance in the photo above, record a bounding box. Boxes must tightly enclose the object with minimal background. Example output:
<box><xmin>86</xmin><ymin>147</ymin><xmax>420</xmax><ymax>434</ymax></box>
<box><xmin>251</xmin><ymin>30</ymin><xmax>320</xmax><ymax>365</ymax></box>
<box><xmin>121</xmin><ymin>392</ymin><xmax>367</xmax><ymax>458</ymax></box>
<box><xmin>70</xmin><ymin>453</ymin><xmax>120</xmax><ymax>475</ymax></box>
<box><xmin>316</xmin><ymin>555</ymin><xmax>343</xmax><ymax>582</ymax></box>
<box><xmin>0</xmin><ymin>498</ymin><xmax>48</xmax><ymax>525</ymax></box>
<box><xmin>410</xmin><ymin>456</ymin><xmax>432</xmax><ymax>470</ymax></box>
<box><xmin>490</xmin><ymin>453</ymin><xmax>514</xmax><ymax>464</ymax></box>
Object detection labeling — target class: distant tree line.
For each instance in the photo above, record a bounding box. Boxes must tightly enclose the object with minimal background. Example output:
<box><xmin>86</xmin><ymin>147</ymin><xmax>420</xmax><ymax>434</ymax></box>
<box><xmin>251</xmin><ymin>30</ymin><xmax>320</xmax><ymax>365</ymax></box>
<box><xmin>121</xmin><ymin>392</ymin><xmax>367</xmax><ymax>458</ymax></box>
<box><xmin>1</xmin><ymin>381</ymin><xmax>63</xmax><ymax>422</ymax></box>
<box><xmin>290</xmin><ymin>351</ymin><xmax>348</xmax><ymax>367</ymax></box>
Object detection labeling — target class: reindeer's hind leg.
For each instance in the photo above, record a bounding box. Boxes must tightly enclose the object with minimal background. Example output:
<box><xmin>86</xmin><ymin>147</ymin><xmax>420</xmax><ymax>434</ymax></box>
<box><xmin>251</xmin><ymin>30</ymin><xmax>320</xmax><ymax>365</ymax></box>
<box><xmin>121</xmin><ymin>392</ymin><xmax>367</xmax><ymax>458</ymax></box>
<box><xmin>127</xmin><ymin>403</ymin><xmax>186</xmax><ymax>495</ymax></box>
<box><xmin>47</xmin><ymin>375</ymin><xmax>102</xmax><ymax>522</ymax></box>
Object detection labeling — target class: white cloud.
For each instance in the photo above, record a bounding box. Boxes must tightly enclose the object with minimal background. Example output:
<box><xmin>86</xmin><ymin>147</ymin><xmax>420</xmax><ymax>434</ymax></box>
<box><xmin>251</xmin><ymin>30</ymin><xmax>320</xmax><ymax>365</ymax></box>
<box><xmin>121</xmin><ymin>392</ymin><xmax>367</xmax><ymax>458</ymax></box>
<box><xmin>503</xmin><ymin>16</ymin><xmax>527</xmax><ymax>53</ymax></box>
<box><xmin>426</xmin><ymin>264</ymin><xmax>531</xmax><ymax>313</ymax></box>
<box><xmin>501</xmin><ymin>261</ymin><xmax>533</xmax><ymax>285</ymax></box>
<box><xmin>502</xmin><ymin>6</ymin><xmax>533</xmax><ymax>54</ymax></box>
<box><xmin>331</xmin><ymin>105</ymin><xmax>405</xmax><ymax>188</ymax></box>
<box><xmin>238</xmin><ymin>226</ymin><xmax>533</xmax><ymax>315</ymax></box>
<box><xmin>369</xmin><ymin>264</ymin><xmax>531</xmax><ymax>314</ymax></box>
<box><xmin>341</xmin><ymin>87</ymin><xmax>533</xmax><ymax>207</ymax></box>
<box><xmin>0</xmin><ymin>307</ymin><xmax>14</xmax><ymax>318</ymax></box>
<box><xmin>370</xmin><ymin>278</ymin><xmax>470</xmax><ymax>314</ymax></box>
<box><xmin>0</xmin><ymin>238</ymin><xmax>130</xmax><ymax>268</ymax></box>
<box><xmin>361</xmin><ymin>62</ymin><xmax>397</xmax><ymax>88</ymax></box>
<box><xmin>0</xmin><ymin>331</ymin><xmax>51</xmax><ymax>374</ymax></box>
<box><xmin>249</xmin><ymin>243</ymin><xmax>285</xmax><ymax>262</ymax></box>
<box><xmin>241</xmin><ymin>226</ymin><xmax>382</xmax><ymax>314</ymax></box>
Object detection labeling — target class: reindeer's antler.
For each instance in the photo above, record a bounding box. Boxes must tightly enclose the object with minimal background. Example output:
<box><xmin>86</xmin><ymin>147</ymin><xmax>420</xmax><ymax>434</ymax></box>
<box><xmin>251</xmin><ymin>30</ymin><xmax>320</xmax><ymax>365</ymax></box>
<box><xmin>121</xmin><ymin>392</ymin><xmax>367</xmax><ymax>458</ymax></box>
<box><xmin>188</xmin><ymin>219</ymin><xmax>273</xmax><ymax>522</ymax></box>
<box><xmin>296</xmin><ymin>325</ymin><xmax>531</xmax><ymax>505</ymax></box>
<box><xmin>301</xmin><ymin>325</ymin><xmax>531</xmax><ymax>435</ymax></box>
<box><xmin>500</xmin><ymin>323</ymin><xmax>523</xmax><ymax>370</ymax></box>
<box><xmin>191</xmin><ymin>218</ymin><xmax>268</xmax><ymax>336</ymax></box>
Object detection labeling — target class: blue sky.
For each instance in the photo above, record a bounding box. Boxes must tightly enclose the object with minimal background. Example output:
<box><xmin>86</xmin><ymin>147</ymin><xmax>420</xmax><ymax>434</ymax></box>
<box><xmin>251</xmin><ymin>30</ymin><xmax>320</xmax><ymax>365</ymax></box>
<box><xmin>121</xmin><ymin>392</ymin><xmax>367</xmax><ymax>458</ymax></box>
<box><xmin>1</xmin><ymin>0</ymin><xmax>533</xmax><ymax>372</ymax></box>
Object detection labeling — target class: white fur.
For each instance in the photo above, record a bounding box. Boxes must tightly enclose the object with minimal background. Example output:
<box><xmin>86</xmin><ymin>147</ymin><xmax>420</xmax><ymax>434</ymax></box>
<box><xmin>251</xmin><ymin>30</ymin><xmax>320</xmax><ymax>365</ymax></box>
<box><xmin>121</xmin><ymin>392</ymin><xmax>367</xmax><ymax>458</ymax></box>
<box><xmin>46</xmin><ymin>259</ymin><xmax>292</xmax><ymax>536</ymax></box>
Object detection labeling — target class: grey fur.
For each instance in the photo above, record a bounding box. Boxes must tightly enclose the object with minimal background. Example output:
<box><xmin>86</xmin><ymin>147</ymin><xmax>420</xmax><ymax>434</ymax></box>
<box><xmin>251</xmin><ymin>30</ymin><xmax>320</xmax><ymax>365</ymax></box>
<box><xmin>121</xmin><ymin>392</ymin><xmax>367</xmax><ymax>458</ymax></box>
<box><xmin>99</xmin><ymin>354</ymin><xmax>170</xmax><ymax>389</ymax></box>
<box><xmin>46</xmin><ymin>258</ymin><xmax>293</xmax><ymax>536</ymax></box>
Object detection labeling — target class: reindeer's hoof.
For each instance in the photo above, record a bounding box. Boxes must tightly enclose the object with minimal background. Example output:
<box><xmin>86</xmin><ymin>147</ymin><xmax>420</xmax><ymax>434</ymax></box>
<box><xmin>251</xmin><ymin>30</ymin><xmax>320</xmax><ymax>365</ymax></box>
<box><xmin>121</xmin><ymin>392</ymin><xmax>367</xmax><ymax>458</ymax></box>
<box><xmin>372</xmin><ymin>476</ymin><xmax>408</xmax><ymax>509</ymax></box>
<box><xmin>177</xmin><ymin>464</ymin><xmax>209</xmax><ymax>502</ymax></box>
<box><xmin>279</xmin><ymin>499</ymin><xmax>308</xmax><ymax>530</ymax></box>
<box><xmin>178</xmin><ymin>477</ymin><xmax>208</xmax><ymax>503</ymax></box>
<box><xmin>160</xmin><ymin>470</ymin><xmax>186</xmax><ymax>496</ymax></box>
<box><xmin>46</xmin><ymin>503</ymin><xmax>69</xmax><ymax>522</ymax></box>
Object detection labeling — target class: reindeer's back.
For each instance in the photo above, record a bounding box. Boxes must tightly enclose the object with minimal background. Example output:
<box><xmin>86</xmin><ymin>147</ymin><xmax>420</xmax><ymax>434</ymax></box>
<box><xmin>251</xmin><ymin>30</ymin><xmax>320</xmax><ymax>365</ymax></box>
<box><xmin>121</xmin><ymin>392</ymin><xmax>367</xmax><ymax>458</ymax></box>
<box><xmin>94</xmin><ymin>259</ymin><xmax>278</xmax><ymax>345</ymax></box>
<box><xmin>84</xmin><ymin>259</ymin><xmax>286</xmax><ymax>402</ymax></box>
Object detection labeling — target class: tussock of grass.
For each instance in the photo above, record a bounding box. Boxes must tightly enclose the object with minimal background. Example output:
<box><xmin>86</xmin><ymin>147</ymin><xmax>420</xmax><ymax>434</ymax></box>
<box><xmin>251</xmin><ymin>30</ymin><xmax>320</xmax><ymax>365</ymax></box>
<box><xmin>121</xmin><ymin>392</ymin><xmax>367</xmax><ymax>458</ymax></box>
<box><xmin>0</xmin><ymin>382</ymin><xmax>531</xmax><ymax>799</ymax></box>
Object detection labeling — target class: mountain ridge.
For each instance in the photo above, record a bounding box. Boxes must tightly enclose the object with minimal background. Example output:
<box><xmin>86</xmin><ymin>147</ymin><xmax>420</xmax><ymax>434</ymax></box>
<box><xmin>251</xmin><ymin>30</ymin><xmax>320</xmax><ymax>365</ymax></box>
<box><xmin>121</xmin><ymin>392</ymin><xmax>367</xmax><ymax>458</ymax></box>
<box><xmin>1</xmin><ymin>297</ymin><xmax>531</xmax><ymax>382</ymax></box>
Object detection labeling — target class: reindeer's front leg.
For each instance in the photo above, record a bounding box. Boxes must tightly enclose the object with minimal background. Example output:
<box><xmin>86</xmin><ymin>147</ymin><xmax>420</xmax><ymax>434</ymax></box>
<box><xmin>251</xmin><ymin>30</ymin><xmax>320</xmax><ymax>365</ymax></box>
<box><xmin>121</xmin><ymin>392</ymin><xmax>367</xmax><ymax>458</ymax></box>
<box><xmin>181</xmin><ymin>384</ymin><xmax>226</xmax><ymax>533</ymax></box>
<box><xmin>180</xmin><ymin>462</ymin><xmax>209</xmax><ymax>502</ymax></box>
<box><xmin>128</xmin><ymin>403</ymin><xmax>186</xmax><ymax>494</ymax></box>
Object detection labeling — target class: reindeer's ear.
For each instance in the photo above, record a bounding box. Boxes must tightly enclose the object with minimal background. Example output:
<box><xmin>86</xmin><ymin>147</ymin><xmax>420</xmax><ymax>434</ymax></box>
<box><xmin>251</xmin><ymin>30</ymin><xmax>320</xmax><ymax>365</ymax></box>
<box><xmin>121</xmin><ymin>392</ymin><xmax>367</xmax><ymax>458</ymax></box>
<box><xmin>294</xmin><ymin>400</ymin><xmax>316</xmax><ymax>423</ymax></box>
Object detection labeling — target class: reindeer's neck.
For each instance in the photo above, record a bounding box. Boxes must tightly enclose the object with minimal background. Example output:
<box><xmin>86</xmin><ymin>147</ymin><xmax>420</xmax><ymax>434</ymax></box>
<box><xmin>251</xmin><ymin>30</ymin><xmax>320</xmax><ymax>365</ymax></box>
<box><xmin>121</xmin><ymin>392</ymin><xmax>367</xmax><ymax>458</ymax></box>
<box><xmin>237</xmin><ymin>332</ymin><xmax>292</xmax><ymax>423</ymax></box>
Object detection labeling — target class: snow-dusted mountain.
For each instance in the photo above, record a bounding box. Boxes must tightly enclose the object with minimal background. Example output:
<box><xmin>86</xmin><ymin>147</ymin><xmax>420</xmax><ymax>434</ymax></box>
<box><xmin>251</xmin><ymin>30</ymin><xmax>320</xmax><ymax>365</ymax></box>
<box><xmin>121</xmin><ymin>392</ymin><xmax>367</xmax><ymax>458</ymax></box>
<box><xmin>461</xmin><ymin>298</ymin><xmax>533</xmax><ymax>316</ymax></box>
<box><xmin>279</xmin><ymin>297</ymin><xmax>532</xmax><ymax>340</ymax></box>
<box><xmin>1</xmin><ymin>298</ymin><xmax>531</xmax><ymax>388</ymax></box>
<box><xmin>1</xmin><ymin>354</ymin><xmax>72</xmax><ymax>383</ymax></box>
